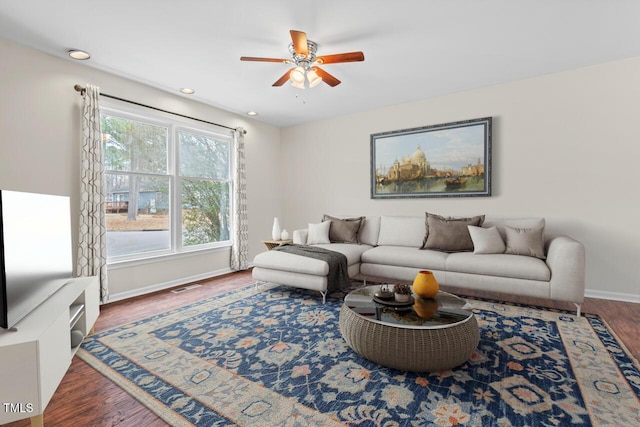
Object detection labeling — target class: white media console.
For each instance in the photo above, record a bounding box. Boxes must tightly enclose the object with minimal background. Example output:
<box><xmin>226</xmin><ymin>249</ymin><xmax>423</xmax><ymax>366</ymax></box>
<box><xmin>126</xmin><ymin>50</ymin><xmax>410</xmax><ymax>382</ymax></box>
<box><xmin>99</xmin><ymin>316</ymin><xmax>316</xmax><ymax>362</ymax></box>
<box><xmin>0</xmin><ymin>276</ymin><xmax>99</xmax><ymax>426</ymax></box>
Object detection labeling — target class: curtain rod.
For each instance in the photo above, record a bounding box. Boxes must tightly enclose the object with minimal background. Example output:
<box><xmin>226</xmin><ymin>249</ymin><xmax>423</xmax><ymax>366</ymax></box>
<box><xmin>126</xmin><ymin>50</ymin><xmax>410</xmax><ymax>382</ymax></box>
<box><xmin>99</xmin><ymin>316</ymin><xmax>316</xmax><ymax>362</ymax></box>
<box><xmin>73</xmin><ymin>84</ymin><xmax>246</xmax><ymax>134</ymax></box>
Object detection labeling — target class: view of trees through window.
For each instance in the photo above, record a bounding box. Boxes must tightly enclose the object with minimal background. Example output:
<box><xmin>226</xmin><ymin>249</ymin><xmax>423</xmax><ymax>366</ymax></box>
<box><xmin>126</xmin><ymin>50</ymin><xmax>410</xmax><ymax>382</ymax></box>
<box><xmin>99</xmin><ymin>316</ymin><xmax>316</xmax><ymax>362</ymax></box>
<box><xmin>102</xmin><ymin>111</ymin><xmax>232</xmax><ymax>260</ymax></box>
<box><xmin>179</xmin><ymin>130</ymin><xmax>230</xmax><ymax>246</ymax></box>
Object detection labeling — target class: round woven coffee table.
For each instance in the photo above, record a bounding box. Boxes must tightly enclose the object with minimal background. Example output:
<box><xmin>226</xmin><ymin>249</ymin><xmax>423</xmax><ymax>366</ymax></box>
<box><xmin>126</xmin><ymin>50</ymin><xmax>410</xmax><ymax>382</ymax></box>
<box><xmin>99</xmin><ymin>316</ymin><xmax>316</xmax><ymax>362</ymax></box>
<box><xmin>339</xmin><ymin>285</ymin><xmax>479</xmax><ymax>372</ymax></box>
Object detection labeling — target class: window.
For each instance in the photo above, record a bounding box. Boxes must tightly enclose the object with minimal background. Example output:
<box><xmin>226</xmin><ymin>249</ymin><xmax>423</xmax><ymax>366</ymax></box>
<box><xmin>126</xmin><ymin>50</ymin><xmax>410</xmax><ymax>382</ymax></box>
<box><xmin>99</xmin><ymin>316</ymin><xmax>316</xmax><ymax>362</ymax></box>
<box><xmin>101</xmin><ymin>106</ymin><xmax>233</xmax><ymax>262</ymax></box>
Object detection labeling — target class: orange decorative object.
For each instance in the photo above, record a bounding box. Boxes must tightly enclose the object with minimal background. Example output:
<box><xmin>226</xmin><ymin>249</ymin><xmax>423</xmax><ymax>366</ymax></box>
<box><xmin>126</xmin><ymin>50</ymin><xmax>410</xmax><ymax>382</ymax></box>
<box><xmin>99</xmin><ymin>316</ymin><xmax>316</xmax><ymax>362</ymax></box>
<box><xmin>413</xmin><ymin>297</ymin><xmax>439</xmax><ymax>319</ymax></box>
<box><xmin>412</xmin><ymin>270</ymin><xmax>439</xmax><ymax>298</ymax></box>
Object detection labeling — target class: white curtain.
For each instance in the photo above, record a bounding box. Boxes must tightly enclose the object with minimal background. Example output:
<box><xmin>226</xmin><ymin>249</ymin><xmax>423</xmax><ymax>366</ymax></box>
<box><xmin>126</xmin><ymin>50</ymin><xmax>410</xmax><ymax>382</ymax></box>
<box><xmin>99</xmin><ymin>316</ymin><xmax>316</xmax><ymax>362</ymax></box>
<box><xmin>230</xmin><ymin>127</ymin><xmax>249</xmax><ymax>270</ymax></box>
<box><xmin>77</xmin><ymin>84</ymin><xmax>109</xmax><ymax>302</ymax></box>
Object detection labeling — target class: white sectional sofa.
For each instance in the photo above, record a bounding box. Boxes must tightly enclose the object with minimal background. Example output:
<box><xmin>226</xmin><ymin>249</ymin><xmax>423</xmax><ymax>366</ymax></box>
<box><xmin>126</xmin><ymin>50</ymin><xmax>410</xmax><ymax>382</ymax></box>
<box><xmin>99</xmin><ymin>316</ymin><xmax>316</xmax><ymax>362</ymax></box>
<box><xmin>252</xmin><ymin>214</ymin><xmax>586</xmax><ymax>314</ymax></box>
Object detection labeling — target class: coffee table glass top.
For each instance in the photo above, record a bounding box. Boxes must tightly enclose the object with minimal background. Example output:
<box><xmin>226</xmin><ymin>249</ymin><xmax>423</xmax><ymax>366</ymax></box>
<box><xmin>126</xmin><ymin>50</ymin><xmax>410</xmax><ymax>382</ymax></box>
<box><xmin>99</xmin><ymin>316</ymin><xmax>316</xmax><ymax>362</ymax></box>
<box><xmin>343</xmin><ymin>284</ymin><xmax>474</xmax><ymax>329</ymax></box>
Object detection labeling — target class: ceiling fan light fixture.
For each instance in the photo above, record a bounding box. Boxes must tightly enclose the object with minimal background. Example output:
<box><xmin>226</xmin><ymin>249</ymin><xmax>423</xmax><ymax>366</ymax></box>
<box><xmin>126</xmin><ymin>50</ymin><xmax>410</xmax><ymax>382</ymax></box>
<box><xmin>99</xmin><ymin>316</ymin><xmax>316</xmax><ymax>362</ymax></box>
<box><xmin>291</xmin><ymin>79</ymin><xmax>305</xmax><ymax>89</ymax></box>
<box><xmin>290</xmin><ymin>66</ymin><xmax>306</xmax><ymax>84</ymax></box>
<box><xmin>306</xmin><ymin>68</ymin><xmax>322</xmax><ymax>87</ymax></box>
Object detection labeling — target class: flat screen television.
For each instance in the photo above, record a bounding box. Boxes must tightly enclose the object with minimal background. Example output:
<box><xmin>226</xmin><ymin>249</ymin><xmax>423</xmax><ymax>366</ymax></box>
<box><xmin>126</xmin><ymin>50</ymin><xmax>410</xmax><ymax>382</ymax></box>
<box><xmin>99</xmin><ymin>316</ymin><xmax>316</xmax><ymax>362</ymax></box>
<box><xmin>0</xmin><ymin>190</ymin><xmax>73</xmax><ymax>329</ymax></box>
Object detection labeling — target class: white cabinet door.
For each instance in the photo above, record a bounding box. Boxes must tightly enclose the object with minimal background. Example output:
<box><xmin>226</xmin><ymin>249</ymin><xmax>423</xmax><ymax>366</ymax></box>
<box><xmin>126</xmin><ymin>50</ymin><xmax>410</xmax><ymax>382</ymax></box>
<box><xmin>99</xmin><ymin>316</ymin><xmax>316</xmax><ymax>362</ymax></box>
<box><xmin>0</xmin><ymin>341</ymin><xmax>39</xmax><ymax>424</ymax></box>
<box><xmin>38</xmin><ymin>309</ymin><xmax>71</xmax><ymax>408</ymax></box>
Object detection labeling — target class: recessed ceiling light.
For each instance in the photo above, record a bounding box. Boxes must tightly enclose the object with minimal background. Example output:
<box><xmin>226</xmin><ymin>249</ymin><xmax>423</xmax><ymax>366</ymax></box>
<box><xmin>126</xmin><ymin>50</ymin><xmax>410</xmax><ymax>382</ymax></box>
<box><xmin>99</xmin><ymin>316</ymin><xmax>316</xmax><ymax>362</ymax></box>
<box><xmin>68</xmin><ymin>49</ymin><xmax>90</xmax><ymax>60</ymax></box>
<box><xmin>180</xmin><ymin>88</ymin><xmax>195</xmax><ymax>95</ymax></box>
<box><xmin>247</xmin><ymin>111</ymin><xmax>258</xmax><ymax>116</ymax></box>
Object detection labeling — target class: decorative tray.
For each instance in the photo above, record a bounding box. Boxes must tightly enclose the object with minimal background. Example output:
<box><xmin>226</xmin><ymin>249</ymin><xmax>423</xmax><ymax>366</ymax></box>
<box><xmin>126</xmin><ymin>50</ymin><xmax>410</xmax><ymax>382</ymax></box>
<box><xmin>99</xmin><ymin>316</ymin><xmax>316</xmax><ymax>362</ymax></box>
<box><xmin>373</xmin><ymin>295</ymin><xmax>415</xmax><ymax>307</ymax></box>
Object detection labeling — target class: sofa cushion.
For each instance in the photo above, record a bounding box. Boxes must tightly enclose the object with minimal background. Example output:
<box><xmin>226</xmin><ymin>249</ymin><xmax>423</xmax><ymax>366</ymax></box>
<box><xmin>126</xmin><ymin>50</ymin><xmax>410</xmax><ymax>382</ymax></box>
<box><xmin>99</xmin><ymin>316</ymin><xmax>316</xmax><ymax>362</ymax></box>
<box><xmin>307</xmin><ymin>221</ymin><xmax>331</xmax><ymax>245</ymax></box>
<box><xmin>505</xmin><ymin>225</ymin><xmax>546</xmax><ymax>259</ymax></box>
<box><xmin>421</xmin><ymin>212</ymin><xmax>485</xmax><ymax>252</ymax></box>
<box><xmin>377</xmin><ymin>216</ymin><xmax>425</xmax><ymax>247</ymax></box>
<box><xmin>361</xmin><ymin>246</ymin><xmax>448</xmax><ymax>271</ymax></box>
<box><xmin>313</xmin><ymin>243</ymin><xmax>373</xmax><ymax>266</ymax></box>
<box><xmin>322</xmin><ymin>214</ymin><xmax>364</xmax><ymax>244</ymax></box>
<box><xmin>446</xmin><ymin>252</ymin><xmax>550</xmax><ymax>281</ymax></box>
<box><xmin>468</xmin><ymin>225</ymin><xmax>506</xmax><ymax>254</ymax></box>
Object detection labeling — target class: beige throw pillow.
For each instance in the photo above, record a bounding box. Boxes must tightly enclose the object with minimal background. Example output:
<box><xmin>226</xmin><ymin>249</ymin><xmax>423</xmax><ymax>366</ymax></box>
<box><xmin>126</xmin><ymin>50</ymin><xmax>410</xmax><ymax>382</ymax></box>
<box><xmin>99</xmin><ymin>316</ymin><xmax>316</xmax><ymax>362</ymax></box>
<box><xmin>504</xmin><ymin>225</ymin><xmax>546</xmax><ymax>259</ymax></box>
<box><xmin>322</xmin><ymin>214</ymin><xmax>364</xmax><ymax>244</ymax></box>
<box><xmin>422</xmin><ymin>213</ymin><xmax>485</xmax><ymax>252</ymax></box>
<box><xmin>467</xmin><ymin>225</ymin><xmax>506</xmax><ymax>254</ymax></box>
<box><xmin>307</xmin><ymin>221</ymin><xmax>331</xmax><ymax>245</ymax></box>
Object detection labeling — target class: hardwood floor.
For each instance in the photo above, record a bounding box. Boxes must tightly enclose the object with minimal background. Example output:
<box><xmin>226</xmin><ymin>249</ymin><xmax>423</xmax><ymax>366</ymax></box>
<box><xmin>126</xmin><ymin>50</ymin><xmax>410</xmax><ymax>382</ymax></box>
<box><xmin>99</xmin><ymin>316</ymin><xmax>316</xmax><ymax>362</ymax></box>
<box><xmin>5</xmin><ymin>270</ymin><xmax>639</xmax><ymax>426</ymax></box>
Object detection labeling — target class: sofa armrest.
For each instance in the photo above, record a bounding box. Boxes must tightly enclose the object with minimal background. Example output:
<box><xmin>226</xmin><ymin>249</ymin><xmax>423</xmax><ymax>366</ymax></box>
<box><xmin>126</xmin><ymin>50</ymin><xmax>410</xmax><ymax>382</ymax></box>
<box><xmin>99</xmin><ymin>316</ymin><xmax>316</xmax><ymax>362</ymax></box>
<box><xmin>293</xmin><ymin>228</ymin><xmax>308</xmax><ymax>244</ymax></box>
<box><xmin>545</xmin><ymin>234</ymin><xmax>586</xmax><ymax>304</ymax></box>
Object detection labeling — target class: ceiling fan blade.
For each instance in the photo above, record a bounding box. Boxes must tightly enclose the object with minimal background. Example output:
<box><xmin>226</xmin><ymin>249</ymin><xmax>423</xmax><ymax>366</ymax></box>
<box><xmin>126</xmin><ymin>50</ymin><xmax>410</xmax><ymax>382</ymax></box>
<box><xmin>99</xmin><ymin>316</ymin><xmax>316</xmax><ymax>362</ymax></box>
<box><xmin>241</xmin><ymin>56</ymin><xmax>290</xmax><ymax>63</ymax></box>
<box><xmin>290</xmin><ymin>30</ymin><xmax>309</xmax><ymax>57</ymax></box>
<box><xmin>312</xmin><ymin>66</ymin><xmax>341</xmax><ymax>87</ymax></box>
<box><xmin>272</xmin><ymin>68</ymin><xmax>295</xmax><ymax>87</ymax></box>
<box><xmin>316</xmin><ymin>51</ymin><xmax>365</xmax><ymax>64</ymax></box>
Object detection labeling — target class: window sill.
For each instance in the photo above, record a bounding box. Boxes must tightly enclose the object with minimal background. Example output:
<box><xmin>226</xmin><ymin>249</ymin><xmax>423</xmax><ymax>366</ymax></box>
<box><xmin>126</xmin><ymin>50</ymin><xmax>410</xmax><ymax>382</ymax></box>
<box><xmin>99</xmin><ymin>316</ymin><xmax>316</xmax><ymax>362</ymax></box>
<box><xmin>107</xmin><ymin>244</ymin><xmax>232</xmax><ymax>270</ymax></box>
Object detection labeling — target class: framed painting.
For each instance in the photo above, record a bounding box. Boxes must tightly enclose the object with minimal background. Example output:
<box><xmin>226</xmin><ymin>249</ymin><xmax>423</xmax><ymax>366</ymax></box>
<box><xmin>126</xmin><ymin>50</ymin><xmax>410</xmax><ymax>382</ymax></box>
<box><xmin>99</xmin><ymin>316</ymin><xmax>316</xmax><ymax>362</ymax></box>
<box><xmin>370</xmin><ymin>117</ymin><xmax>492</xmax><ymax>199</ymax></box>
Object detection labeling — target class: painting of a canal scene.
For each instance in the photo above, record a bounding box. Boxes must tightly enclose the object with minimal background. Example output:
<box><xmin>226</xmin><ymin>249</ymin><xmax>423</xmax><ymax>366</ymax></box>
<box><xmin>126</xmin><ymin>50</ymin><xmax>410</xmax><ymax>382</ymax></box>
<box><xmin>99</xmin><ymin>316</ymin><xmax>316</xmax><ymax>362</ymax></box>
<box><xmin>370</xmin><ymin>117</ymin><xmax>492</xmax><ymax>198</ymax></box>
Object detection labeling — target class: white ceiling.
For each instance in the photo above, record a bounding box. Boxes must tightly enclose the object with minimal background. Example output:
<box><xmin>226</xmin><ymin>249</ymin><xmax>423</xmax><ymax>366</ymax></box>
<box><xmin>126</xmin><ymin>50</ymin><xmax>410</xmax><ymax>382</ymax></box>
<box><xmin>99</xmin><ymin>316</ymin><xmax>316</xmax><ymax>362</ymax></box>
<box><xmin>2</xmin><ymin>1</ymin><xmax>640</xmax><ymax>128</ymax></box>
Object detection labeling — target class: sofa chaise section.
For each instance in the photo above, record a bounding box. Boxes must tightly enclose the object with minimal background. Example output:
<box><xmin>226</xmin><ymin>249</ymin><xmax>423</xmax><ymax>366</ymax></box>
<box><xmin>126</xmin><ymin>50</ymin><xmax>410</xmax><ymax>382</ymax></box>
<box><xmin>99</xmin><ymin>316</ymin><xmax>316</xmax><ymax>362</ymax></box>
<box><xmin>252</xmin><ymin>242</ymin><xmax>371</xmax><ymax>303</ymax></box>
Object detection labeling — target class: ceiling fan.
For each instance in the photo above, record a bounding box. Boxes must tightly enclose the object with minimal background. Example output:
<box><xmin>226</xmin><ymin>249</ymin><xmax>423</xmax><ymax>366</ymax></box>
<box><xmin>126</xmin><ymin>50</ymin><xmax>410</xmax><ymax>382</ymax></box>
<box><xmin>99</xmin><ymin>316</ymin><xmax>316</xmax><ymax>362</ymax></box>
<box><xmin>240</xmin><ymin>30</ymin><xmax>365</xmax><ymax>88</ymax></box>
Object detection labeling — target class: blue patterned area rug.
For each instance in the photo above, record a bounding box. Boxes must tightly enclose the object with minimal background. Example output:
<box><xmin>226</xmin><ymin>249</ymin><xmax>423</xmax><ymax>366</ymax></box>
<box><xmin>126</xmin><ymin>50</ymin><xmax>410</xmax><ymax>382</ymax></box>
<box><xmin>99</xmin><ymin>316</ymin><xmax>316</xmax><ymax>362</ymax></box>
<box><xmin>79</xmin><ymin>283</ymin><xmax>640</xmax><ymax>426</ymax></box>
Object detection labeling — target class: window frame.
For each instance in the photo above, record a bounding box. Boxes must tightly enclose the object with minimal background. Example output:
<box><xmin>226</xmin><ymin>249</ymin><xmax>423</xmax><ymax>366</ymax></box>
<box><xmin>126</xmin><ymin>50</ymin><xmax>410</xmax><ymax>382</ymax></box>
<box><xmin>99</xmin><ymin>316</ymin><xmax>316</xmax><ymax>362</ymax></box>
<box><xmin>100</xmin><ymin>101</ymin><xmax>235</xmax><ymax>266</ymax></box>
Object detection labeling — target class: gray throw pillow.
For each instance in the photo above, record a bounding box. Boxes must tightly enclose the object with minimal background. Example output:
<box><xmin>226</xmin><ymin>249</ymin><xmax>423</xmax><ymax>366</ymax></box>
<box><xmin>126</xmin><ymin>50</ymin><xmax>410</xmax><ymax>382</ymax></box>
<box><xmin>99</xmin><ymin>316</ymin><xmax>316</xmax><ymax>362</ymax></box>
<box><xmin>467</xmin><ymin>225</ymin><xmax>506</xmax><ymax>254</ymax></box>
<box><xmin>322</xmin><ymin>214</ymin><xmax>364</xmax><ymax>244</ymax></box>
<box><xmin>422</xmin><ymin>212</ymin><xmax>485</xmax><ymax>252</ymax></box>
<box><xmin>504</xmin><ymin>225</ymin><xmax>546</xmax><ymax>259</ymax></box>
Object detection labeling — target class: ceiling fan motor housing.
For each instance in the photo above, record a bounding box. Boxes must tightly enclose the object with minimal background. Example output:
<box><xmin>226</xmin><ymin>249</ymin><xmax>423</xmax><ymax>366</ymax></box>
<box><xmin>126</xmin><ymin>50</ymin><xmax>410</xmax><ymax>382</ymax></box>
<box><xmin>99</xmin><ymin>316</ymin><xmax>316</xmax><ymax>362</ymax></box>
<box><xmin>289</xmin><ymin>40</ymin><xmax>317</xmax><ymax>67</ymax></box>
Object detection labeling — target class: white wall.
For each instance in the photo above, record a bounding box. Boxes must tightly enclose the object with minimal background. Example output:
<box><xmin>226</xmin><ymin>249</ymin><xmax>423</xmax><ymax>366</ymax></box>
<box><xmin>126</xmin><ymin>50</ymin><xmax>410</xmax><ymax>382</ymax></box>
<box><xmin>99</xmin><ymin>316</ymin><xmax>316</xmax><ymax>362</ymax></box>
<box><xmin>281</xmin><ymin>57</ymin><xmax>640</xmax><ymax>301</ymax></box>
<box><xmin>0</xmin><ymin>38</ymin><xmax>282</xmax><ymax>298</ymax></box>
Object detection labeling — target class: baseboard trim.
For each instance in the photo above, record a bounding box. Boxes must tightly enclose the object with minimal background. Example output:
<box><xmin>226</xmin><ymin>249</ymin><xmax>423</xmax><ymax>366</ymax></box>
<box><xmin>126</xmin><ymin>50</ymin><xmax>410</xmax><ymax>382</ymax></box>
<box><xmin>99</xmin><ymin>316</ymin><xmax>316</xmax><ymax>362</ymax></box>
<box><xmin>585</xmin><ymin>288</ymin><xmax>640</xmax><ymax>303</ymax></box>
<box><xmin>106</xmin><ymin>268</ymin><xmax>233</xmax><ymax>303</ymax></box>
